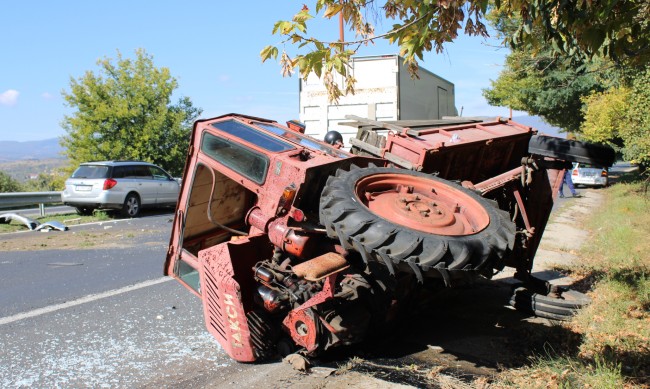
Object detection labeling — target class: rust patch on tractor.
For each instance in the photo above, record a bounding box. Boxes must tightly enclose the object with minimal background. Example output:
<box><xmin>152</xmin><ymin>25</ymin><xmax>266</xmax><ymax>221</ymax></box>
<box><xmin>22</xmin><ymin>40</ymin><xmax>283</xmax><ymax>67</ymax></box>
<box><xmin>292</xmin><ymin>252</ymin><xmax>349</xmax><ymax>281</ymax></box>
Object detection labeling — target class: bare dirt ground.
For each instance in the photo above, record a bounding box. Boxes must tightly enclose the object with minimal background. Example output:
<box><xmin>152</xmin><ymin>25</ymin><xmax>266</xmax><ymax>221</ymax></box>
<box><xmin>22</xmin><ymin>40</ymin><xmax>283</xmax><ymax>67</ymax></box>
<box><xmin>150</xmin><ymin>190</ymin><xmax>604</xmax><ymax>388</ymax></box>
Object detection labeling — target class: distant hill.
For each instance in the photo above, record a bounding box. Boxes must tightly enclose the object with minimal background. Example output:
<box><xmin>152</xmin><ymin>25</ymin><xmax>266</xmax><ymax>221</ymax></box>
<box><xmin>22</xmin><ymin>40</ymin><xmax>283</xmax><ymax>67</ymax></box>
<box><xmin>0</xmin><ymin>158</ymin><xmax>69</xmax><ymax>182</ymax></box>
<box><xmin>0</xmin><ymin>138</ymin><xmax>63</xmax><ymax>162</ymax></box>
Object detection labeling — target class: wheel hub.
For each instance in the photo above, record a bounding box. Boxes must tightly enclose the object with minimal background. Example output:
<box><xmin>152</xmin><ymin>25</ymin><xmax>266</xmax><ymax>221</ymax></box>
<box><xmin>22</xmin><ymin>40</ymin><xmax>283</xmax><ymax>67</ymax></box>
<box><xmin>355</xmin><ymin>174</ymin><xmax>490</xmax><ymax>236</ymax></box>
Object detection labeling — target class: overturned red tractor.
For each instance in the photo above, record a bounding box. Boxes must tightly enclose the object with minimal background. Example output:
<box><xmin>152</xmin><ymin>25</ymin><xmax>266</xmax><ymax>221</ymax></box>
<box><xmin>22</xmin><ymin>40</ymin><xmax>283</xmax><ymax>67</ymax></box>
<box><xmin>164</xmin><ymin>113</ymin><xmax>614</xmax><ymax>362</ymax></box>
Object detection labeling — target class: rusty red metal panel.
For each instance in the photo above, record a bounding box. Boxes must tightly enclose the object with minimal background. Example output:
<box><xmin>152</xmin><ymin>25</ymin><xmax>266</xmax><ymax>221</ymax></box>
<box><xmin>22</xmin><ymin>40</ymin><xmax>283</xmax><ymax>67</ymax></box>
<box><xmin>198</xmin><ymin>235</ymin><xmax>274</xmax><ymax>362</ymax></box>
<box><xmin>380</xmin><ymin>120</ymin><xmax>533</xmax><ymax>181</ymax></box>
<box><xmin>474</xmin><ymin>166</ymin><xmax>525</xmax><ymax>194</ymax></box>
<box><xmin>282</xmin><ymin>274</ymin><xmax>338</xmax><ymax>351</ymax></box>
<box><xmin>509</xmin><ymin>160</ymin><xmax>567</xmax><ymax>272</ymax></box>
<box><xmin>354</xmin><ymin>172</ymin><xmax>490</xmax><ymax>235</ymax></box>
<box><xmin>199</xmin><ymin>242</ymin><xmax>255</xmax><ymax>362</ymax></box>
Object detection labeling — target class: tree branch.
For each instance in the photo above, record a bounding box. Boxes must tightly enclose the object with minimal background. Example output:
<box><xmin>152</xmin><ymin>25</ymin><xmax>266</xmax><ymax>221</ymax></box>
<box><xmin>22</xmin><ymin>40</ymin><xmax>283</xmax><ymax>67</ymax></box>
<box><xmin>281</xmin><ymin>9</ymin><xmax>434</xmax><ymax>47</ymax></box>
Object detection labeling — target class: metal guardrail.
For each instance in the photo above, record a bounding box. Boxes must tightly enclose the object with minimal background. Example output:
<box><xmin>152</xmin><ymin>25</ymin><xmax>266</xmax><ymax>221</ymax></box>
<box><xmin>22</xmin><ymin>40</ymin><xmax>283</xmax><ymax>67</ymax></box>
<box><xmin>0</xmin><ymin>191</ymin><xmax>62</xmax><ymax>216</ymax></box>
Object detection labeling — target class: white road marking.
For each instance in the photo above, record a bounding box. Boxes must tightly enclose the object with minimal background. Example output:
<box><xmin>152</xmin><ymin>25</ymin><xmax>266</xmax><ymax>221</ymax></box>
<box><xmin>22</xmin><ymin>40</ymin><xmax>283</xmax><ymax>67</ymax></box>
<box><xmin>0</xmin><ymin>277</ymin><xmax>173</xmax><ymax>326</ymax></box>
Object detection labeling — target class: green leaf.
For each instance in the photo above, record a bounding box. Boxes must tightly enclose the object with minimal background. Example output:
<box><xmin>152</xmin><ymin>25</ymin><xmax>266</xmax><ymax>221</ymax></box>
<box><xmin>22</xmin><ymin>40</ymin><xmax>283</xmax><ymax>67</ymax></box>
<box><xmin>271</xmin><ymin>21</ymin><xmax>286</xmax><ymax>35</ymax></box>
<box><xmin>292</xmin><ymin>10</ymin><xmax>313</xmax><ymax>23</ymax></box>
<box><xmin>323</xmin><ymin>4</ymin><xmax>342</xmax><ymax>19</ymax></box>
<box><xmin>313</xmin><ymin>60</ymin><xmax>323</xmax><ymax>78</ymax></box>
<box><xmin>260</xmin><ymin>45</ymin><xmax>278</xmax><ymax>62</ymax></box>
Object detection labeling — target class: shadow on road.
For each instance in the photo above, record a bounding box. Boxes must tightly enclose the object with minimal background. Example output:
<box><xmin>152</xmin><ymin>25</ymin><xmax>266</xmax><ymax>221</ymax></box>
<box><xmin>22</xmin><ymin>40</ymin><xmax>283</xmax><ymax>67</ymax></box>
<box><xmin>315</xmin><ymin>279</ymin><xmax>581</xmax><ymax>386</ymax></box>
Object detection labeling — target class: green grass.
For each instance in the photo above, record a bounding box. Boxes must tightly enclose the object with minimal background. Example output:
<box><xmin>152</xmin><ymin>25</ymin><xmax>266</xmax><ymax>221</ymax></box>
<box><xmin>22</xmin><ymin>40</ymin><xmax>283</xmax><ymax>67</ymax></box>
<box><xmin>0</xmin><ymin>210</ymin><xmax>111</xmax><ymax>233</ymax></box>
<box><xmin>579</xmin><ymin>182</ymin><xmax>650</xmax><ymax>273</ymax></box>
<box><xmin>494</xmin><ymin>178</ymin><xmax>650</xmax><ymax>388</ymax></box>
<box><xmin>495</xmin><ymin>356</ymin><xmax>624</xmax><ymax>389</ymax></box>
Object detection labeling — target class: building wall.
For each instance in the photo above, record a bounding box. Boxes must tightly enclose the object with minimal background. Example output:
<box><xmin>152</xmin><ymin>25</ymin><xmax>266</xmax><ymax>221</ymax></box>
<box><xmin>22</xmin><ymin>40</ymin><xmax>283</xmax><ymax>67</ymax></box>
<box><xmin>299</xmin><ymin>55</ymin><xmax>456</xmax><ymax>147</ymax></box>
<box><xmin>397</xmin><ymin>58</ymin><xmax>457</xmax><ymax>120</ymax></box>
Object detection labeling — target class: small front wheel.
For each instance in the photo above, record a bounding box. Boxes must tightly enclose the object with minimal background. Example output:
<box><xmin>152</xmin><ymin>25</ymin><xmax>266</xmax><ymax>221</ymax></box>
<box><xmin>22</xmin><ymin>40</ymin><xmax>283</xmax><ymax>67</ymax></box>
<box><xmin>121</xmin><ymin>193</ymin><xmax>141</xmax><ymax>218</ymax></box>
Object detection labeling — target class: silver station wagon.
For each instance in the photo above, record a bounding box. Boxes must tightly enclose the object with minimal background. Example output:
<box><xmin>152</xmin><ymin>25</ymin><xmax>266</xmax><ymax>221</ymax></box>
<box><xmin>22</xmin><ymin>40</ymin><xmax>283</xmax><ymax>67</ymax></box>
<box><xmin>61</xmin><ymin>161</ymin><xmax>180</xmax><ymax>217</ymax></box>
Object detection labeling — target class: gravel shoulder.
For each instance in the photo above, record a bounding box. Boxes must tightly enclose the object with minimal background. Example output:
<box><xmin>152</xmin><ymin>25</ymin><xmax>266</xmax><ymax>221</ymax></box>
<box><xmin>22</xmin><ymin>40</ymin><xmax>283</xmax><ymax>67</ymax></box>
<box><xmin>0</xmin><ymin>215</ymin><xmax>172</xmax><ymax>251</ymax></box>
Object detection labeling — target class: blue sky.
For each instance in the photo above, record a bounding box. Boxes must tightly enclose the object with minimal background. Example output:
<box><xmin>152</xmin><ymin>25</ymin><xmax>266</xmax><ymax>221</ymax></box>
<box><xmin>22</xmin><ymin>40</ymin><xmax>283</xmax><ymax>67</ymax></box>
<box><xmin>1</xmin><ymin>1</ymin><xmax>516</xmax><ymax>142</ymax></box>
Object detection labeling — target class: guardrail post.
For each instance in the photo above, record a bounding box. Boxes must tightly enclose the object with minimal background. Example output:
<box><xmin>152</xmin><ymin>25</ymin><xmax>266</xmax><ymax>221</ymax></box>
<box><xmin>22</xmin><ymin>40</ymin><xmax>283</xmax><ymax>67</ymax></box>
<box><xmin>39</xmin><ymin>204</ymin><xmax>45</xmax><ymax>217</ymax></box>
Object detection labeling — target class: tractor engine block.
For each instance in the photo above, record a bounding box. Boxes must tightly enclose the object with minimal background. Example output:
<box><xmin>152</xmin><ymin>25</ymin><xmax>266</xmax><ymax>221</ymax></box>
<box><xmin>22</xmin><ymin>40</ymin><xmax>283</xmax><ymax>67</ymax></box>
<box><xmin>251</xmin><ymin>252</ymin><xmax>386</xmax><ymax>354</ymax></box>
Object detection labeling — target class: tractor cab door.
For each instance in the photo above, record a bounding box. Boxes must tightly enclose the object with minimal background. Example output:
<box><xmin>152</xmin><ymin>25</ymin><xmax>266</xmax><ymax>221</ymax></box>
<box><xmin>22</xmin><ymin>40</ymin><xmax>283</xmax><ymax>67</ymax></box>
<box><xmin>165</xmin><ymin>133</ymin><xmax>261</xmax><ymax>296</ymax></box>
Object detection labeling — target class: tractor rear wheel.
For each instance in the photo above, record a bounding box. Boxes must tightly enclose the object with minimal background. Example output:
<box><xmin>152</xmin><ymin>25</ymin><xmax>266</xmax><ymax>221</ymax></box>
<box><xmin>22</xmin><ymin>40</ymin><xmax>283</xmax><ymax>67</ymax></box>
<box><xmin>319</xmin><ymin>166</ymin><xmax>516</xmax><ymax>276</ymax></box>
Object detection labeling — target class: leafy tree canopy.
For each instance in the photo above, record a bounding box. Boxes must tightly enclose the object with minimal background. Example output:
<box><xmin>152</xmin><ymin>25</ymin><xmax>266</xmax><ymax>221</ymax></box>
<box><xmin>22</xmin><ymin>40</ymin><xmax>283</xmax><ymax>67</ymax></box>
<box><xmin>482</xmin><ymin>50</ymin><xmax>607</xmax><ymax>133</ymax></box>
<box><xmin>619</xmin><ymin>66</ymin><xmax>650</xmax><ymax>166</ymax></box>
<box><xmin>61</xmin><ymin>49</ymin><xmax>202</xmax><ymax>176</ymax></box>
<box><xmin>580</xmin><ymin>87</ymin><xmax>629</xmax><ymax>147</ymax></box>
<box><xmin>22</xmin><ymin>172</ymin><xmax>67</xmax><ymax>192</ymax></box>
<box><xmin>0</xmin><ymin>171</ymin><xmax>23</xmax><ymax>193</ymax></box>
<box><xmin>263</xmin><ymin>0</ymin><xmax>650</xmax><ymax>101</ymax></box>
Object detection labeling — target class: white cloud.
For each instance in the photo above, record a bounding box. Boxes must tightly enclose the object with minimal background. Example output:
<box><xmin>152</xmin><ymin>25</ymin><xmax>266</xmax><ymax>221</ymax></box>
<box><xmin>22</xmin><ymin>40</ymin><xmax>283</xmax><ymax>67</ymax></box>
<box><xmin>0</xmin><ymin>89</ymin><xmax>19</xmax><ymax>106</ymax></box>
<box><xmin>41</xmin><ymin>92</ymin><xmax>54</xmax><ymax>100</ymax></box>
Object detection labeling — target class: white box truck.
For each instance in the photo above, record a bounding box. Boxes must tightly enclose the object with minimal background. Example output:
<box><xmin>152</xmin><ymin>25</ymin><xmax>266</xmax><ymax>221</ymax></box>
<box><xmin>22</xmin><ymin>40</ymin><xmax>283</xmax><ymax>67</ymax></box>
<box><xmin>299</xmin><ymin>54</ymin><xmax>457</xmax><ymax>146</ymax></box>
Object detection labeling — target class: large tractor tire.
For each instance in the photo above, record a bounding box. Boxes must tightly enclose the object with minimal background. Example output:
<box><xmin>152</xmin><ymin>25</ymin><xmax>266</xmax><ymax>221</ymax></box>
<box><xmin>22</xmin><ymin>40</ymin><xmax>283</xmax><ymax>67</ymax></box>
<box><xmin>528</xmin><ymin>135</ymin><xmax>616</xmax><ymax>168</ymax></box>
<box><xmin>319</xmin><ymin>166</ymin><xmax>516</xmax><ymax>276</ymax></box>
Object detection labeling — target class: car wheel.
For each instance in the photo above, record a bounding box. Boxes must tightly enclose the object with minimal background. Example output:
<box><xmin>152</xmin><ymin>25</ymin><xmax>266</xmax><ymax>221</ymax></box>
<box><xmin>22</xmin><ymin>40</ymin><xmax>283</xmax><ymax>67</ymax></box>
<box><xmin>121</xmin><ymin>193</ymin><xmax>141</xmax><ymax>218</ymax></box>
<box><xmin>75</xmin><ymin>207</ymin><xmax>94</xmax><ymax>216</ymax></box>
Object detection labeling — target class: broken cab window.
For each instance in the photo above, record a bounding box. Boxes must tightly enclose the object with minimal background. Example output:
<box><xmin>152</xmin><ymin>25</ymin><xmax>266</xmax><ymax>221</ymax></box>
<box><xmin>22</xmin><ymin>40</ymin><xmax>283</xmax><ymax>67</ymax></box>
<box><xmin>177</xmin><ymin>258</ymin><xmax>200</xmax><ymax>294</ymax></box>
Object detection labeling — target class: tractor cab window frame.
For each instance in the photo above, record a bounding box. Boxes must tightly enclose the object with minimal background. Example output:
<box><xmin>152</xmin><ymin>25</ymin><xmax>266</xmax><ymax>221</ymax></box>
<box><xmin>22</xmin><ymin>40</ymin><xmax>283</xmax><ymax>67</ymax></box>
<box><xmin>253</xmin><ymin>122</ymin><xmax>349</xmax><ymax>159</ymax></box>
<box><xmin>200</xmin><ymin>131</ymin><xmax>270</xmax><ymax>184</ymax></box>
<box><xmin>210</xmin><ymin>119</ymin><xmax>295</xmax><ymax>153</ymax></box>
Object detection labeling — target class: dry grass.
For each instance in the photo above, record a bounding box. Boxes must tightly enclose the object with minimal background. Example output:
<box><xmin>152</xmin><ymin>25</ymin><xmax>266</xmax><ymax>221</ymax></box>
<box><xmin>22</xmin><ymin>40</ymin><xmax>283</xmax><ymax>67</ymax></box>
<box><xmin>493</xmin><ymin>180</ymin><xmax>650</xmax><ymax>388</ymax></box>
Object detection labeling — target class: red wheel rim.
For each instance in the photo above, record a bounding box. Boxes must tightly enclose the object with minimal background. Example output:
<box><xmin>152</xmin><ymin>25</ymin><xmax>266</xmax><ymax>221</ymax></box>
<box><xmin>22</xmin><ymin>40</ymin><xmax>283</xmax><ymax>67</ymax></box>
<box><xmin>354</xmin><ymin>173</ymin><xmax>490</xmax><ymax>236</ymax></box>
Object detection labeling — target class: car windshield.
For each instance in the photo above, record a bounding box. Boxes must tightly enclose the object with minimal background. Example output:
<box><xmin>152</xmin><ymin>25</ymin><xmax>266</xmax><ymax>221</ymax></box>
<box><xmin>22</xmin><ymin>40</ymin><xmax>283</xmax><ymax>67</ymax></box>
<box><xmin>254</xmin><ymin>122</ymin><xmax>349</xmax><ymax>159</ymax></box>
<box><xmin>211</xmin><ymin>119</ymin><xmax>294</xmax><ymax>153</ymax></box>
<box><xmin>71</xmin><ymin>165</ymin><xmax>110</xmax><ymax>179</ymax></box>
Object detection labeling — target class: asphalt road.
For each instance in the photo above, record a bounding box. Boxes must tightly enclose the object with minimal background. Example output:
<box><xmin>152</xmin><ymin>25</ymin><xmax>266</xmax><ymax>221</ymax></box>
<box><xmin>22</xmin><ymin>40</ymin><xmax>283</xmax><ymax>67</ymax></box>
<box><xmin>0</xmin><ymin>214</ymin><xmax>252</xmax><ymax>387</ymax></box>
<box><xmin>0</xmin><ymin>168</ymin><xmax>634</xmax><ymax>387</ymax></box>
